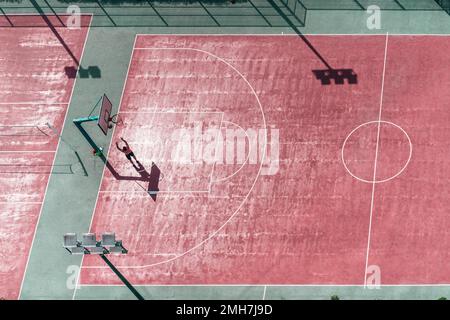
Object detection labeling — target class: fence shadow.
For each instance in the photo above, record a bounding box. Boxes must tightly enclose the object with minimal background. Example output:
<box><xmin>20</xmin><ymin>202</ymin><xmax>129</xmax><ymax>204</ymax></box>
<box><xmin>266</xmin><ymin>0</ymin><xmax>358</xmax><ymax>85</ymax></box>
<box><xmin>0</xmin><ymin>0</ymin><xmax>306</xmax><ymax>28</ymax></box>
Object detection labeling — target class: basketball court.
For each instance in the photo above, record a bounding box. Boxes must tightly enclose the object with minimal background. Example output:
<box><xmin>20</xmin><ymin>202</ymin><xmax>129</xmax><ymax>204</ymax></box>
<box><xmin>78</xmin><ymin>34</ymin><xmax>450</xmax><ymax>288</ymax></box>
<box><xmin>0</xmin><ymin>14</ymin><xmax>91</xmax><ymax>299</ymax></box>
<box><xmin>1</xmin><ymin>0</ymin><xmax>450</xmax><ymax>300</ymax></box>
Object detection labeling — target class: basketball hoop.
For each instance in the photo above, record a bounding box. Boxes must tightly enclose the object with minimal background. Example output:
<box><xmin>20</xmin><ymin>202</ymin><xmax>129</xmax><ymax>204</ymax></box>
<box><xmin>108</xmin><ymin>114</ymin><xmax>122</xmax><ymax>128</ymax></box>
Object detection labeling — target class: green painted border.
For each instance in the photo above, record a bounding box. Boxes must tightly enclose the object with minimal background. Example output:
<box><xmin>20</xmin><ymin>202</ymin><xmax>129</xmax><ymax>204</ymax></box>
<box><xmin>10</xmin><ymin>0</ymin><xmax>450</xmax><ymax>300</ymax></box>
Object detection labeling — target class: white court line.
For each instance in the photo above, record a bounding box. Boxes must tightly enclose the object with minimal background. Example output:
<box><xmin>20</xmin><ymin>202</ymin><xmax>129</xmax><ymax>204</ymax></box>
<box><xmin>18</xmin><ymin>14</ymin><xmax>94</xmax><ymax>301</ymax></box>
<box><xmin>0</xmin><ymin>13</ymin><xmax>80</xmax><ymax>16</ymax></box>
<box><xmin>0</xmin><ymin>150</ymin><xmax>55</xmax><ymax>153</ymax></box>
<box><xmin>262</xmin><ymin>285</ymin><xmax>267</xmax><ymax>300</ymax></box>
<box><xmin>82</xmin><ymin>34</ymin><xmax>442</xmax><ymax>287</ymax></box>
<box><xmin>120</xmin><ymin>111</ymin><xmax>224</xmax><ymax>114</ymax></box>
<box><xmin>0</xmin><ymin>123</ymin><xmax>55</xmax><ymax>127</ymax></box>
<box><xmin>94</xmin><ymin>193</ymin><xmax>243</xmax><ymax>200</ymax></box>
<box><xmin>207</xmin><ymin>112</ymin><xmax>224</xmax><ymax>192</ymax></box>
<box><xmin>99</xmin><ymin>190</ymin><xmax>210</xmax><ymax>194</ymax></box>
<box><xmin>341</xmin><ymin>120</ymin><xmax>413</xmax><ymax>184</ymax></box>
<box><xmin>80</xmin><ymin>42</ymin><xmax>267</xmax><ymax>271</ymax></box>
<box><xmin>71</xmin><ymin>34</ymin><xmax>450</xmax><ymax>287</ymax></box>
<box><xmin>73</xmin><ymin>34</ymin><xmax>138</xmax><ymax>301</ymax></box>
<box><xmin>134</xmin><ymin>33</ymin><xmax>450</xmax><ymax>37</ymax></box>
<box><xmin>154</xmin><ymin>110</ymin><xmax>223</xmax><ymax>193</ymax></box>
<box><xmin>0</xmin><ymin>201</ymin><xmax>42</xmax><ymax>204</ymax></box>
<box><xmin>0</xmin><ymin>102</ymin><xmax>69</xmax><ymax>105</ymax></box>
<box><xmin>2</xmin><ymin>13</ymin><xmax>93</xmax><ymax>299</ymax></box>
<box><xmin>78</xmin><ymin>283</ymin><xmax>450</xmax><ymax>287</ymax></box>
<box><xmin>132</xmin><ymin>46</ymin><xmax>259</xmax><ymax>192</ymax></box>
<box><xmin>210</xmin><ymin>120</ymin><xmax>252</xmax><ymax>185</ymax></box>
<box><xmin>363</xmin><ymin>33</ymin><xmax>389</xmax><ymax>288</ymax></box>
<box><xmin>118</xmin><ymin>109</ymin><xmax>224</xmax><ymax>194</ymax></box>
<box><xmin>0</xmin><ymin>193</ymin><xmax>41</xmax><ymax>197</ymax></box>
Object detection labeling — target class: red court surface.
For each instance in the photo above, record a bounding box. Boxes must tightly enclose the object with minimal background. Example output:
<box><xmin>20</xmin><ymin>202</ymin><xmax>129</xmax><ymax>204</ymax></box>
<box><xmin>81</xmin><ymin>35</ymin><xmax>450</xmax><ymax>286</ymax></box>
<box><xmin>0</xmin><ymin>15</ymin><xmax>91</xmax><ymax>299</ymax></box>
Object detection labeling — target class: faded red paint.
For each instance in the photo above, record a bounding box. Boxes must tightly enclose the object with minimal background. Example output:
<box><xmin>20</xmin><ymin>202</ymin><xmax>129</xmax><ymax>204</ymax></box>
<box><xmin>81</xmin><ymin>35</ymin><xmax>450</xmax><ymax>286</ymax></box>
<box><xmin>0</xmin><ymin>15</ymin><xmax>90</xmax><ymax>299</ymax></box>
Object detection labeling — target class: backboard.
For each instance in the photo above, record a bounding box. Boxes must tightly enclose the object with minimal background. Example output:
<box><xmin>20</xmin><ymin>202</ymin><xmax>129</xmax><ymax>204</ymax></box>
<box><xmin>98</xmin><ymin>94</ymin><xmax>113</xmax><ymax>135</ymax></box>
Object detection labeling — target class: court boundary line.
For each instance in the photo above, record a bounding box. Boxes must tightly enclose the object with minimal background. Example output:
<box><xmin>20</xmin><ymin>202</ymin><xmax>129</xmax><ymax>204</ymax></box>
<box><xmin>0</xmin><ymin>150</ymin><xmax>55</xmax><ymax>153</ymax></box>
<box><xmin>73</xmin><ymin>32</ymin><xmax>450</xmax><ymax>293</ymax></box>
<box><xmin>0</xmin><ymin>201</ymin><xmax>43</xmax><ymax>204</ymax></box>
<box><xmin>5</xmin><ymin>19</ymin><xmax>450</xmax><ymax>299</ymax></box>
<box><xmin>16</xmin><ymin>13</ymin><xmax>94</xmax><ymax>300</ymax></box>
<box><xmin>134</xmin><ymin>33</ymin><xmax>450</xmax><ymax>37</ymax></box>
<box><xmin>0</xmin><ymin>102</ymin><xmax>69</xmax><ymax>105</ymax></box>
<box><xmin>99</xmin><ymin>190</ymin><xmax>210</xmax><ymax>194</ymax></box>
<box><xmin>363</xmin><ymin>32</ymin><xmax>389</xmax><ymax>288</ymax></box>
<box><xmin>80</xmin><ymin>38</ymin><xmax>267</xmax><ymax>272</ymax></box>
<box><xmin>93</xmin><ymin>193</ymin><xmax>244</xmax><ymax>199</ymax></box>
<box><xmin>120</xmin><ymin>111</ymin><xmax>224</xmax><ymax>114</ymax></box>
<box><xmin>78</xmin><ymin>283</ymin><xmax>450</xmax><ymax>287</ymax></box>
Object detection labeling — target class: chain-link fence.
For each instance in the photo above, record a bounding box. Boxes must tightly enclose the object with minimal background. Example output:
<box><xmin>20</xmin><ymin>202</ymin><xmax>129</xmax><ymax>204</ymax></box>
<box><xmin>0</xmin><ymin>0</ymin><xmax>307</xmax><ymax>27</ymax></box>
<box><xmin>302</xmin><ymin>0</ymin><xmax>442</xmax><ymax>11</ymax></box>
<box><xmin>1</xmin><ymin>0</ymin><xmax>447</xmax><ymax>29</ymax></box>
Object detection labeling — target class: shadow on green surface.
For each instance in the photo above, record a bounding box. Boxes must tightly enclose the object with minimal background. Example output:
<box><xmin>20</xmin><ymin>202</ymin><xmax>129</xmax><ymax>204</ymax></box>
<box><xmin>58</xmin><ymin>0</ymin><xmax>245</xmax><ymax>4</ymax></box>
<box><xmin>29</xmin><ymin>0</ymin><xmax>79</xmax><ymax>65</ymax></box>
<box><xmin>65</xmin><ymin>66</ymin><xmax>102</xmax><ymax>79</ymax></box>
<box><xmin>0</xmin><ymin>0</ymin><xmax>307</xmax><ymax>28</ymax></box>
<box><xmin>100</xmin><ymin>254</ymin><xmax>145</xmax><ymax>300</ymax></box>
<box><xmin>435</xmin><ymin>0</ymin><xmax>450</xmax><ymax>15</ymax></box>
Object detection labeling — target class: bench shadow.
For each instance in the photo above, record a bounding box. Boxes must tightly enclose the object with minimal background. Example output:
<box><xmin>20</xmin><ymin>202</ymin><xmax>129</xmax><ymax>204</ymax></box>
<box><xmin>312</xmin><ymin>69</ymin><xmax>358</xmax><ymax>85</ymax></box>
<box><xmin>65</xmin><ymin>66</ymin><xmax>102</xmax><ymax>79</ymax></box>
<box><xmin>267</xmin><ymin>0</ymin><xmax>358</xmax><ymax>86</ymax></box>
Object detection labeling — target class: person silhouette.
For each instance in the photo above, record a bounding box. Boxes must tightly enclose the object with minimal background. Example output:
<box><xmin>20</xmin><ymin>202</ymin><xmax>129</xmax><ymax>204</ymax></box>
<box><xmin>116</xmin><ymin>137</ymin><xmax>137</xmax><ymax>164</ymax></box>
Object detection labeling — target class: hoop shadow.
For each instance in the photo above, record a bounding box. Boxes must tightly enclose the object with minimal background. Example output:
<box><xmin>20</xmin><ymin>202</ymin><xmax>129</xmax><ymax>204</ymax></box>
<box><xmin>132</xmin><ymin>161</ymin><xmax>161</xmax><ymax>201</ymax></box>
<box><xmin>105</xmin><ymin>160</ymin><xmax>161</xmax><ymax>202</ymax></box>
